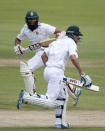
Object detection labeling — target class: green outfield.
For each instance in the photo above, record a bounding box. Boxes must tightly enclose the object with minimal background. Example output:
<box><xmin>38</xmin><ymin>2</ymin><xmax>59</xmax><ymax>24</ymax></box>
<box><xmin>0</xmin><ymin>0</ymin><xmax>105</xmax><ymax>130</ymax></box>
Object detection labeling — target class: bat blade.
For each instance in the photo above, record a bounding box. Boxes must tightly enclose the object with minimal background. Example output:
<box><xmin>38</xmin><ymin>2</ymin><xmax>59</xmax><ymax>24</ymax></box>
<box><xmin>23</xmin><ymin>38</ymin><xmax>56</xmax><ymax>53</ymax></box>
<box><xmin>41</xmin><ymin>38</ymin><xmax>56</xmax><ymax>47</ymax></box>
<box><xmin>89</xmin><ymin>85</ymin><xmax>99</xmax><ymax>92</ymax></box>
<box><xmin>63</xmin><ymin>77</ymin><xmax>99</xmax><ymax>92</ymax></box>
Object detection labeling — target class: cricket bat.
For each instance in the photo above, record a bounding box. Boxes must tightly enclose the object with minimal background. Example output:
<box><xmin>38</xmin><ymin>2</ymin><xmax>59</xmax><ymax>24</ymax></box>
<box><xmin>23</xmin><ymin>38</ymin><xmax>56</xmax><ymax>53</ymax></box>
<box><xmin>63</xmin><ymin>77</ymin><xmax>99</xmax><ymax>92</ymax></box>
<box><xmin>40</xmin><ymin>38</ymin><xmax>56</xmax><ymax>47</ymax></box>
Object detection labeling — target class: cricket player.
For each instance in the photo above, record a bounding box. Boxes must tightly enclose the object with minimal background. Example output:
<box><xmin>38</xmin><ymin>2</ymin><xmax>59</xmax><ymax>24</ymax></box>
<box><xmin>14</xmin><ymin>10</ymin><xmax>60</xmax><ymax>92</ymax></box>
<box><xmin>14</xmin><ymin>10</ymin><xmax>82</xmax><ymax>106</ymax></box>
<box><xmin>17</xmin><ymin>25</ymin><xmax>92</xmax><ymax>129</ymax></box>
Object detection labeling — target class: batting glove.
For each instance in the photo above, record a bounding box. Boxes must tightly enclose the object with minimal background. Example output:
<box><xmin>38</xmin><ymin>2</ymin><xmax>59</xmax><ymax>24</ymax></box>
<box><xmin>14</xmin><ymin>44</ymin><xmax>26</xmax><ymax>55</ymax></box>
<box><xmin>80</xmin><ymin>74</ymin><xmax>92</xmax><ymax>88</ymax></box>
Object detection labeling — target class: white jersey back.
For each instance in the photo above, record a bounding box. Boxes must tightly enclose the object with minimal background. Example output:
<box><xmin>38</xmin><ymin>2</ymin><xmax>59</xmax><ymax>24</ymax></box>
<box><xmin>17</xmin><ymin>23</ymin><xmax>56</xmax><ymax>45</ymax></box>
<box><xmin>44</xmin><ymin>36</ymin><xmax>78</xmax><ymax>71</ymax></box>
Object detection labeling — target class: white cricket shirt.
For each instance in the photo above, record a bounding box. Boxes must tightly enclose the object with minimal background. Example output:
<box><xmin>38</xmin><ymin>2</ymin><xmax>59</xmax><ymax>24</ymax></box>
<box><xmin>44</xmin><ymin>36</ymin><xmax>78</xmax><ymax>71</ymax></box>
<box><xmin>17</xmin><ymin>23</ymin><xmax>56</xmax><ymax>45</ymax></box>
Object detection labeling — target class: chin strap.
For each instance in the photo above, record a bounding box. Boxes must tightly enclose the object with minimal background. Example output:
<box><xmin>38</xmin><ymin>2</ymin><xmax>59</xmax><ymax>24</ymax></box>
<box><xmin>67</xmin><ymin>34</ymin><xmax>78</xmax><ymax>44</ymax></box>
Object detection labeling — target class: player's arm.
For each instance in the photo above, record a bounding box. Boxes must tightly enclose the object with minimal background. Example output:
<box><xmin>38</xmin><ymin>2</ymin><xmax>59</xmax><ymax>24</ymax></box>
<box><xmin>41</xmin><ymin>52</ymin><xmax>48</xmax><ymax>66</ymax></box>
<box><xmin>14</xmin><ymin>38</ymin><xmax>26</xmax><ymax>55</ymax></box>
<box><xmin>15</xmin><ymin>38</ymin><xmax>21</xmax><ymax>45</ymax></box>
<box><xmin>70</xmin><ymin>54</ymin><xmax>92</xmax><ymax>87</ymax></box>
<box><xmin>54</xmin><ymin>29</ymin><xmax>61</xmax><ymax>38</ymax></box>
<box><xmin>70</xmin><ymin>55</ymin><xmax>84</xmax><ymax>75</ymax></box>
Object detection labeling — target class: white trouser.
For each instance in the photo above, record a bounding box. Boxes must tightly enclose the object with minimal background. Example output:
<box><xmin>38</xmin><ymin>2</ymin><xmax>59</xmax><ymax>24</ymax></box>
<box><xmin>27</xmin><ymin>50</ymin><xmax>44</xmax><ymax>72</ymax></box>
<box><xmin>44</xmin><ymin>67</ymin><xmax>68</xmax><ymax>125</ymax></box>
<box><xmin>44</xmin><ymin>67</ymin><xmax>66</xmax><ymax>100</ymax></box>
<box><xmin>22</xmin><ymin>66</ymin><xmax>68</xmax><ymax>125</ymax></box>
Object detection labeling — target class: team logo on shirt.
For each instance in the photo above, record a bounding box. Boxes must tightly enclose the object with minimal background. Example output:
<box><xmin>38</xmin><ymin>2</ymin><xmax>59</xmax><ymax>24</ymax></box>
<box><xmin>36</xmin><ymin>31</ymin><xmax>39</xmax><ymax>35</ymax></box>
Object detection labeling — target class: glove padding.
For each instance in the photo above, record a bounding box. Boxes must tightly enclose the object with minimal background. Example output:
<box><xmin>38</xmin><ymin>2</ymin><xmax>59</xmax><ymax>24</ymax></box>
<box><xmin>14</xmin><ymin>44</ymin><xmax>26</xmax><ymax>55</ymax></box>
<box><xmin>80</xmin><ymin>74</ymin><xmax>92</xmax><ymax>88</ymax></box>
<box><xmin>29</xmin><ymin>43</ymin><xmax>41</xmax><ymax>50</ymax></box>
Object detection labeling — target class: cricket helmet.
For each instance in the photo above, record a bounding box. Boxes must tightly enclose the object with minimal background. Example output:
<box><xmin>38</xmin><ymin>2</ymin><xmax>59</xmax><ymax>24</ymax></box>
<box><xmin>25</xmin><ymin>10</ymin><xmax>39</xmax><ymax>31</ymax></box>
<box><xmin>66</xmin><ymin>25</ymin><xmax>83</xmax><ymax>36</ymax></box>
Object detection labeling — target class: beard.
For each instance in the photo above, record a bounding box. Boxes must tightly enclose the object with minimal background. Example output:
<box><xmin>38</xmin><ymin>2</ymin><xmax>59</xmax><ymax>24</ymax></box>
<box><xmin>27</xmin><ymin>21</ymin><xmax>38</xmax><ymax>31</ymax></box>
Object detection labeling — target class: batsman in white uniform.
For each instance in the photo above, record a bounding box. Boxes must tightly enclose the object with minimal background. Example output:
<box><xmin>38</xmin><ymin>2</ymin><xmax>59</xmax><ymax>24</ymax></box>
<box><xmin>17</xmin><ymin>25</ymin><xmax>92</xmax><ymax>129</ymax></box>
<box><xmin>14</xmin><ymin>10</ymin><xmax>82</xmax><ymax>106</ymax></box>
<box><xmin>14</xmin><ymin>10</ymin><xmax>60</xmax><ymax>93</ymax></box>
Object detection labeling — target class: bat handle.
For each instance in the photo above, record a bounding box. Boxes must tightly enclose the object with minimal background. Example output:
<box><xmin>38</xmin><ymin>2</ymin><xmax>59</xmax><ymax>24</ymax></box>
<box><xmin>23</xmin><ymin>47</ymin><xmax>30</xmax><ymax>53</ymax></box>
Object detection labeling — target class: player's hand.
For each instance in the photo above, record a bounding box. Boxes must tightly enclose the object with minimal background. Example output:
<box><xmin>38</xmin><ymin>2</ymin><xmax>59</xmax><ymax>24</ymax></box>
<box><xmin>57</xmin><ymin>31</ymin><xmax>66</xmax><ymax>39</ymax></box>
<box><xmin>80</xmin><ymin>74</ymin><xmax>92</xmax><ymax>88</ymax></box>
<box><xmin>14</xmin><ymin>44</ymin><xmax>26</xmax><ymax>55</ymax></box>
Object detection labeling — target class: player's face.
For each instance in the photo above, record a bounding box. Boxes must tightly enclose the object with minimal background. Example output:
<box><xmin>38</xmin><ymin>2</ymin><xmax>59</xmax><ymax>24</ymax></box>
<box><xmin>74</xmin><ymin>35</ymin><xmax>80</xmax><ymax>44</ymax></box>
<box><xmin>27</xmin><ymin>18</ymin><xmax>38</xmax><ymax>25</ymax></box>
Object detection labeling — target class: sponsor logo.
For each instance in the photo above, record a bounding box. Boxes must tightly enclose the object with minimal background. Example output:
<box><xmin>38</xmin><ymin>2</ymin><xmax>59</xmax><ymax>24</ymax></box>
<box><xmin>69</xmin><ymin>79</ymin><xmax>77</xmax><ymax>84</ymax></box>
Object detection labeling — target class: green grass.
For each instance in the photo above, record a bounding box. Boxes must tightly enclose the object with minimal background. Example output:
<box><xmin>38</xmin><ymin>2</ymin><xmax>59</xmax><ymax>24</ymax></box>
<box><xmin>0</xmin><ymin>0</ymin><xmax>105</xmax><ymax>59</ymax></box>
<box><xmin>0</xmin><ymin>65</ymin><xmax>105</xmax><ymax>110</ymax></box>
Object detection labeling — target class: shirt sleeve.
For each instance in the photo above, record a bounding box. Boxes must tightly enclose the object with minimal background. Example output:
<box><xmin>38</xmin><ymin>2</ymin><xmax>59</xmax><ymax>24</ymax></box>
<box><xmin>68</xmin><ymin>41</ymin><xmax>78</xmax><ymax>58</ymax></box>
<box><xmin>17</xmin><ymin>26</ymin><xmax>26</xmax><ymax>40</ymax></box>
<box><xmin>43</xmin><ymin>23</ymin><xmax>56</xmax><ymax>34</ymax></box>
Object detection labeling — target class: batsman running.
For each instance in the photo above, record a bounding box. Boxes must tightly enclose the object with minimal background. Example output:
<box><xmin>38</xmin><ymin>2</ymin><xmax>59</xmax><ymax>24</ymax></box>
<box><xmin>14</xmin><ymin>10</ymin><xmax>82</xmax><ymax>106</ymax></box>
<box><xmin>17</xmin><ymin>25</ymin><xmax>92</xmax><ymax>129</ymax></box>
